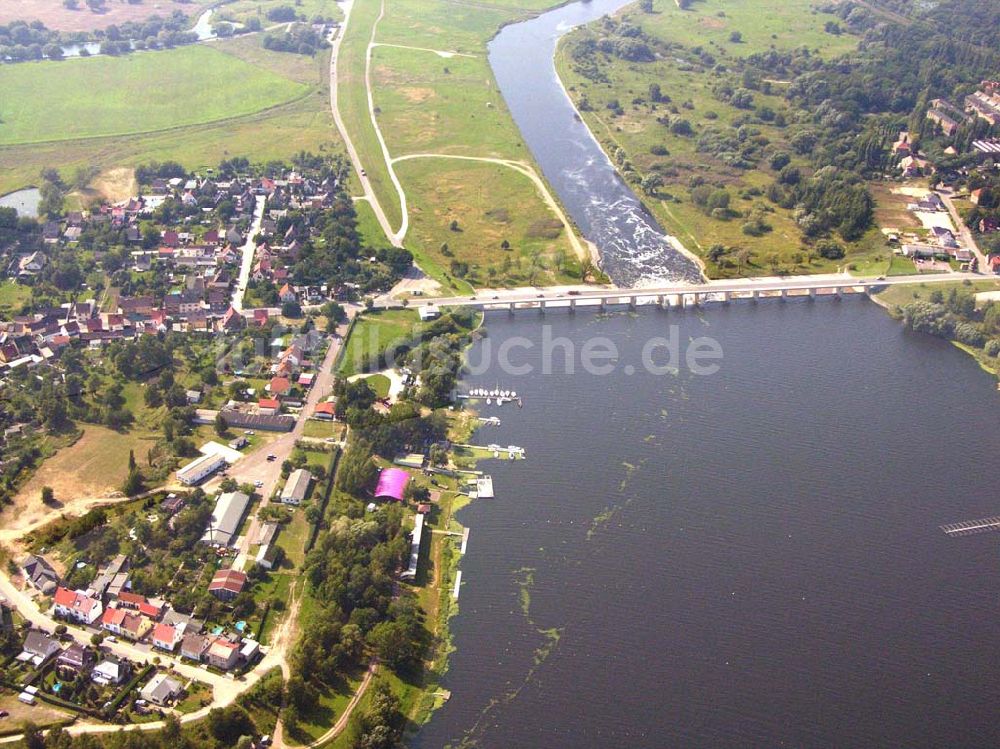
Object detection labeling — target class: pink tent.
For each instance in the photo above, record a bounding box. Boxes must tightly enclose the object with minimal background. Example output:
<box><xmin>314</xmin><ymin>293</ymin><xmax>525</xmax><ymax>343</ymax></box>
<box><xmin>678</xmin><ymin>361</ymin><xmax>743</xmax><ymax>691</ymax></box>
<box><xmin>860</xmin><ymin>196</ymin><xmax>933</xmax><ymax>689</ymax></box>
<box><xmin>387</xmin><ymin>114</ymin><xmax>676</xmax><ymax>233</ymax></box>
<box><xmin>374</xmin><ymin>468</ymin><xmax>409</xmax><ymax>501</ymax></box>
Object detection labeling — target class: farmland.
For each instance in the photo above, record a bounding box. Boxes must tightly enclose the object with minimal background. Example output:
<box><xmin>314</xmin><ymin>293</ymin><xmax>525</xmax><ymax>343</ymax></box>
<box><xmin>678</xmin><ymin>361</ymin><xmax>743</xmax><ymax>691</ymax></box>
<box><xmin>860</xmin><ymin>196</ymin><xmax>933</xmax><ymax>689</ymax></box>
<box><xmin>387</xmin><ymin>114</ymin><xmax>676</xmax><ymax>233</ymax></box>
<box><xmin>0</xmin><ymin>41</ymin><xmax>341</xmax><ymax>195</ymax></box>
<box><xmin>0</xmin><ymin>45</ymin><xmax>307</xmax><ymax>146</ymax></box>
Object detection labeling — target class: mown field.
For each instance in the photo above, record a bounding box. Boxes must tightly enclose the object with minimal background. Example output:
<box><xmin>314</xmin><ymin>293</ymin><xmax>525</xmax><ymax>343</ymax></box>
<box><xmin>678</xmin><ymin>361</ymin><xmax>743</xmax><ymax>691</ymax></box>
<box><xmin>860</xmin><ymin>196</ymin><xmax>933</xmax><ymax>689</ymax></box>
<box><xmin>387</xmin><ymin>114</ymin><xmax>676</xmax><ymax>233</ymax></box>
<box><xmin>0</xmin><ymin>45</ymin><xmax>307</xmax><ymax>145</ymax></box>
<box><xmin>396</xmin><ymin>157</ymin><xmax>580</xmax><ymax>287</ymax></box>
<box><xmin>0</xmin><ymin>41</ymin><xmax>341</xmax><ymax>196</ymax></box>
<box><xmin>338</xmin><ymin>0</ymin><xmax>586</xmax><ymax>291</ymax></box>
<box><xmin>555</xmin><ymin>0</ymin><xmax>888</xmax><ymax>277</ymax></box>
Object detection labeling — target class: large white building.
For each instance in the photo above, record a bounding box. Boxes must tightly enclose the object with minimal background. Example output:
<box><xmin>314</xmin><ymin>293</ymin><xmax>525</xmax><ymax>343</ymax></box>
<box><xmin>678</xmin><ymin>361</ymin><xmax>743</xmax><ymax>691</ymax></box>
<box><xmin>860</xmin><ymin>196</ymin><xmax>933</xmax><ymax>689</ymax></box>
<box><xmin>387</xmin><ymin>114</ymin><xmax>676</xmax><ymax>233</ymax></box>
<box><xmin>201</xmin><ymin>491</ymin><xmax>251</xmax><ymax>547</ymax></box>
<box><xmin>280</xmin><ymin>469</ymin><xmax>312</xmax><ymax>505</ymax></box>
<box><xmin>177</xmin><ymin>452</ymin><xmax>227</xmax><ymax>486</ymax></box>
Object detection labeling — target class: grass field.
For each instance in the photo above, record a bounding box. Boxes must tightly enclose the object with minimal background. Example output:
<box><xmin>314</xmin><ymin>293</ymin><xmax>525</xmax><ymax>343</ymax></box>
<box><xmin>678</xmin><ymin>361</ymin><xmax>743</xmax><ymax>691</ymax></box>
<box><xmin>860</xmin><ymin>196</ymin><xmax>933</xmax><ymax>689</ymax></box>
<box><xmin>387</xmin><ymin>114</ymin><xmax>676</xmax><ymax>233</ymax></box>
<box><xmin>0</xmin><ymin>43</ymin><xmax>340</xmax><ymax>196</ymax></box>
<box><xmin>15</xmin><ymin>425</ymin><xmax>159</xmax><ymax>504</ymax></box>
<box><xmin>0</xmin><ymin>45</ymin><xmax>307</xmax><ymax>146</ymax></box>
<box><xmin>337</xmin><ymin>308</ymin><xmax>422</xmax><ymax>376</ymax></box>
<box><xmin>554</xmin><ymin>0</ymin><xmax>881</xmax><ymax>278</ymax></box>
<box><xmin>336</xmin><ymin>0</ymin><xmax>587</xmax><ymax>289</ymax></box>
<box><xmin>876</xmin><ymin>278</ymin><xmax>1000</xmax><ymax>308</ymax></box>
<box><xmin>337</xmin><ymin>0</ymin><xmax>403</xmax><ymax>231</ymax></box>
<box><xmin>217</xmin><ymin>0</ymin><xmax>344</xmax><ymax>26</ymax></box>
<box><xmin>0</xmin><ymin>281</ymin><xmax>31</xmax><ymax>317</ymax></box>
<box><xmin>0</xmin><ymin>0</ymin><xmax>213</xmax><ymax>32</ymax></box>
<box><xmin>397</xmin><ymin>158</ymin><xmax>580</xmax><ymax>287</ymax></box>
<box><xmin>638</xmin><ymin>0</ymin><xmax>859</xmax><ymax>58</ymax></box>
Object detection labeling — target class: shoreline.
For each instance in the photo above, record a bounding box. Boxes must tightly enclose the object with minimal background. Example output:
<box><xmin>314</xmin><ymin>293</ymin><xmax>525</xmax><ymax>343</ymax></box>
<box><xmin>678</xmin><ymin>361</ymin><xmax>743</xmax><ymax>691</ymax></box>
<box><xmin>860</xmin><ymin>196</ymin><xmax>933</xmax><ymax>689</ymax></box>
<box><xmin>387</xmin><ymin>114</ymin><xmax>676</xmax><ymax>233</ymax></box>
<box><xmin>546</xmin><ymin>10</ymin><xmax>708</xmax><ymax>281</ymax></box>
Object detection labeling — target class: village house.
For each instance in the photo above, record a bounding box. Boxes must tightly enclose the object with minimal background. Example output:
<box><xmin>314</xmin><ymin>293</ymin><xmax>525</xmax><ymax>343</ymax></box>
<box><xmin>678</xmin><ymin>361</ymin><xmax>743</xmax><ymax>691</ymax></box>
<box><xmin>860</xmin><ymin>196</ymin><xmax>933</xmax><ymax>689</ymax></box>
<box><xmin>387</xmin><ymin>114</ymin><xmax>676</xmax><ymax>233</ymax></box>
<box><xmin>258</xmin><ymin>397</ymin><xmax>281</xmax><ymax>416</ymax></box>
<box><xmin>56</xmin><ymin>643</ymin><xmax>96</xmax><ymax>679</ymax></box>
<box><xmin>152</xmin><ymin>623</ymin><xmax>181</xmax><ymax>652</ymax></box>
<box><xmin>205</xmin><ymin>637</ymin><xmax>241</xmax><ymax>670</ymax></box>
<box><xmin>141</xmin><ymin>674</ymin><xmax>183</xmax><ymax>706</ymax></box>
<box><xmin>208</xmin><ymin>569</ymin><xmax>248</xmax><ymax>601</ymax></box>
<box><xmin>53</xmin><ymin>587</ymin><xmax>104</xmax><ymax>625</ymax></box>
<box><xmin>21</xmin><ymin>555</ymin><xmax>59</xmax><ymax>594</ymax></box>
<box><xmin>92</xmin><ymin>656</ymin><xmax>130</xmax><ymax>686</ymax></box>
<box><xmin>281</xmin><ymin>469</ymin><xmax>312</xmax><ymax>506</ymax></box>
<box><xmin>181</xmin><ymin>633</ymin><xmax>211</xmax><ymax>662</ymax></box>
<box><xmin>19</xmin><ymin>630</ymin><xmax>61</xmax><ymax>666</ymax></box>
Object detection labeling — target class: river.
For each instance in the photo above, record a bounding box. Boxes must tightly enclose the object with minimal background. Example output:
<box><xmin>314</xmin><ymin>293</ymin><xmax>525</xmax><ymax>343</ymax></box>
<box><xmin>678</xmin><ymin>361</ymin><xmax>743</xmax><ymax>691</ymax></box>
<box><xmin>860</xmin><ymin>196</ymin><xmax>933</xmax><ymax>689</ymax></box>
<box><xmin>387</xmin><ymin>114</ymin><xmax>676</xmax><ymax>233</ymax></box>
<box><xmin>487</xmin><ymin>0</ymin><xmax>703</xmax><ymax>287</ymax></box>
<box><xmin>414</xmin><ymin>300</ymin><xmax>1000</xmax><ymax>748</ymax></box>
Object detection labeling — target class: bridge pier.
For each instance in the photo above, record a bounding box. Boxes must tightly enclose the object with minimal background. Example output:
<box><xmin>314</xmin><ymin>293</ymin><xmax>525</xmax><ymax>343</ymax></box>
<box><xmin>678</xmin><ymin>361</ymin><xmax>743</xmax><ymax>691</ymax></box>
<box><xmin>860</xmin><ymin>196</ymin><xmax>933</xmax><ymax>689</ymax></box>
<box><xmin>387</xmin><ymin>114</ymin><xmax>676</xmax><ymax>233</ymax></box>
<box><xmin>780</xmin><ymin>289</ymin><xmax>788</xmax><ymax>302</ymax></box>
<box><xmin>599</xmin><ymin>298</ymin><xmax>606</xmax><ymax>312</ymax></box>
<box><xmin>721</xmin><ymin>290</ymin><xmax>731</xmax><ymax>304</ymax></box>
<box><xmin>539</xmin><ymin>300</ymin><xmax>546</xmax><ymax>315</ymax></box>
<box><xmin>508</xmin><ymin>302</ymin><xmax>515</xmax><ymax>315</ymax></box>
<box><xmin>569</xmin><ymin>298</ymin><xmax>576</xmax><ymax>314</ymax></box>
<box><xmin>808</xmin><ymin>287</ymin><xmax>817</xmax><ymax>301</ymax></box>
<box><xmin>751</xmin><ymin>289</ymin><xmax>759</xmax><ymax>303</ymax></box>
<box><xmin>657</xmin><ymin>294</ymin><xmax>665</xmax><ymax>309</ymax></box>
<box><xmin>628</xmin><ymin>296</ymin><xmax>637</xmax><ymax>310</ymax></box>
<box><xmin>831</xmin><ymin>286</ymin><xmax>841</xmax><ymax>299</ymax></box>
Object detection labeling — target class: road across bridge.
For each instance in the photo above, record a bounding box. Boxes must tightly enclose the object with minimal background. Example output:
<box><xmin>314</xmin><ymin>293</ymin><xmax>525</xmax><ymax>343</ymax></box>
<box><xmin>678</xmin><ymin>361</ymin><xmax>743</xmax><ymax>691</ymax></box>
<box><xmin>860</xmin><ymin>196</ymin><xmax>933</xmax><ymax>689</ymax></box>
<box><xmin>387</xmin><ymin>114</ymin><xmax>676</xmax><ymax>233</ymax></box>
<box><xmin>388</xmin><ymin>272</ymin><xmax>989</xmax><ymax>313</ymax></box>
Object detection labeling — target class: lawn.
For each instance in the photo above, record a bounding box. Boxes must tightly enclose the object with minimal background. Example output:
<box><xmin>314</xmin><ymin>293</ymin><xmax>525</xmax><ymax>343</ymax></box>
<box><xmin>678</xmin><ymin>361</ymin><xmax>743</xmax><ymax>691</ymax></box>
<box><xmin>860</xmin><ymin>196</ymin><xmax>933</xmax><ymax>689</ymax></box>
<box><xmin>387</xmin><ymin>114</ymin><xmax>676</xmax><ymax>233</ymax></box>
<box><xmin>0</xmin><ymin>46</ymin><xmax>340</xmax><ymax>195</ymax></box>
<box><xmin>337</xmin><ymin>308</ymin><xmax>423</xmax><ymax>376</ymax></box>
<box><xmin>0</xmin><ymin>45</ymin><xmax>308</xmax><ymax>145</ymax></box>
<box><xmin>361</xmin><ymin>373</ymin><xmax>391</xmax><ymax>399</ymax></box>
<box><xmin>302</xmin><ymin>420</ymin><xmax>346</xmax><ymax>440</ymax></box>
<box><xmin>0</xmin><ymin>280</ymin><xmax>31</xmax><ymax>317</ymax></box>
<box><xmin>15</xmin><ymin>425</ymin><xmax>159</xmax><ymax>504</ymax></box>
<box><xmin>396</xmin><ymin>157</ymin><xmax>581</xmax><ymax>287</ymax></box>
<box><xmin>876</xmin><ymin>279</ymin><xmax>1000</xmax><ymax>308</ymax></box>
<box><xmin>639</xmin><ymin>0</ymin><xmax>859</xmax><ymax>59</ymax></box>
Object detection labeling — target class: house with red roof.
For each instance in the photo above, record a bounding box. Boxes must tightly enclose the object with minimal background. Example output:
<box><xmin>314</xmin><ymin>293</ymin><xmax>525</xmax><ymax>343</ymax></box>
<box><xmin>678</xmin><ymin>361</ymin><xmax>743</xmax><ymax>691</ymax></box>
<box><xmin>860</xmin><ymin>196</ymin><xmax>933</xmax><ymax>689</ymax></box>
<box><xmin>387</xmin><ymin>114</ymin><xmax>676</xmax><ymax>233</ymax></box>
<box><xmin>162</xmin><ymin>230</ymin><xmax>179</xmax><ymax>247</ymax></box>
<box><xmin>206</xmin><ymin>637</ymin><xmax>241</xmax><ymax>670</ymax></box>
<box><xmin>152</xmin><ymin>623</ymin><xmax>180</xmax><ymax>652</ymax></box>
<box><xmin>268</xmin><ymin>376</ymin><xmax>291</xmax><ymax>396</ymax></box>
<box><xmin>278</xmin><ymin>284</ymin><xmax>297</xmax><ymax>303</ymax></box>
<box><xmin>258</xmin><ymin>398</ymin><xmax>280</xmax><ymax>416</ymax></box>
<box><xmin>53</xmin><ymin>587</ymin><xmax>103</xmax><ymax>625</ymax></box>
<box><xmin>314</xmin><ymin>401</ymin><xmax>335</xmax><ymax>420</ymax></box>
<box><xmin>208</xmin><ymin>569</ymin><xmax>248</xmax><ymax>601</ymax></box>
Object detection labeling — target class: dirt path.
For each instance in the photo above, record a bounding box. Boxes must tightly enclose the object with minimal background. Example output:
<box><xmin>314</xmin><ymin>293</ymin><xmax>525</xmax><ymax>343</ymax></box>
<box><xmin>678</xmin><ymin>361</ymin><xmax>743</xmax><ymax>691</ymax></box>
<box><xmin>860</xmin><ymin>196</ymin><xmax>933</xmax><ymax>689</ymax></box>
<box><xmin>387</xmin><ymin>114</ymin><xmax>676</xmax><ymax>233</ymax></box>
<box><xmin>392</xmin><ymin>153</ymin><xmax>591</xmax><ymax>264</ymax></box>
<box><xmin>328</xmin><ymin>0</ymin><xmax>401</xmax><ymax>249</ymax></box>
<box><xmin>307</xmin><ymin>662</ymin><xmax>379</xmax><ymax>749</ymax></box>
<box><xmin>364</xmin><ymin>0</ymin><xmax>409</xmax><ymax>243</ymax></box>
<box><xmin>371</xmin><ymin>42</ymin><xmax>476</xmax><ymax>58</ymax></box>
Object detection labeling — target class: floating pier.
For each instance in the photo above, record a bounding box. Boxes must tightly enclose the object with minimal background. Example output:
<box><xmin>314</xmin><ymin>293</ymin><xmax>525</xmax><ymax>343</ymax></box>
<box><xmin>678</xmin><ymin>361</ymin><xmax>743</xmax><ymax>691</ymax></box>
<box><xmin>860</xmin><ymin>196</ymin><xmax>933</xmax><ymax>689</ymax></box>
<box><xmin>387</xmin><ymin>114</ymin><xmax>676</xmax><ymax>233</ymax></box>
<box><xmin>940</xmin><ymin>516</ymin><xmax>1000</xmax><ymax>537</ymax></box>
<box><xmin>460</xmin><ymin>527</ymin><xmax>470</xmax><ymax>555</ymax></box>
<box><xmin>453</xmin><ymin>570</ymin><xmax>462</xmax><ymax>600</ymax></box>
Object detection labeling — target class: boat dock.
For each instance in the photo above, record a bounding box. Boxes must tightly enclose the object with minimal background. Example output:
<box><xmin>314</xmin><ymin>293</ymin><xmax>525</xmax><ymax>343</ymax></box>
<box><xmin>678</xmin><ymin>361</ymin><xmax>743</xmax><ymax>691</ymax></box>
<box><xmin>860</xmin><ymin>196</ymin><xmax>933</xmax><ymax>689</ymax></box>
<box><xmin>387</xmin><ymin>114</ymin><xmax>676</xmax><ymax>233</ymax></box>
<box><xmin>453</xmin><ymin>570</ymin><xmax>462</xmax><ymax>600</ymax></box>
<box><xmin>940</xmin><ymin>516</ymin><xmax>1000</xmax><ymax>537</ymax></box>
<box><xmin>460</xmin><ymin>527</ymin><xmax>470</xmax><ymax>555</ymax></box>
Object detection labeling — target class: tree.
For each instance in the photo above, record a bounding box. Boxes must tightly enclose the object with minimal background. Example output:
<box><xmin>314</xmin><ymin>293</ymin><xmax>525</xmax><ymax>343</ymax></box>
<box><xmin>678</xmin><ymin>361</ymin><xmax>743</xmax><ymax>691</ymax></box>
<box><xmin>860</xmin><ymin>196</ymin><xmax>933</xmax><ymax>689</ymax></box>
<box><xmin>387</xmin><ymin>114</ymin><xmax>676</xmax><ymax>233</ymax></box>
<box><xmin>648</xmin><ymin>82</ymin><xmax>662</xmax><ymax>102</ymax></box>
<box><xmin>449</xmin><ymin>219</ymin><xmax>460</xmax><ymax>232</ymax></box>
<box><xmin>41</xmin><ymin>486</ymin><xmax>55</xmax><ymax>505</ymax></box>
<box><xmin>122</xmin><ymin>466</ymin><xmax>143</xmax><ymax>496</ymax></box>
<box><xmin>63</xmin><ymin>0</ymin><xmax>79</xmax><ymax>7</ymax></box>
<box><xmin>729</xmin><ymin>31</ymin><xmax>743</xmax><ymax>43</ymax></box>
<box><xmin>215</xmin><ymin>412</ymin><xmax>229</xmax><ymax>436</ymax></box>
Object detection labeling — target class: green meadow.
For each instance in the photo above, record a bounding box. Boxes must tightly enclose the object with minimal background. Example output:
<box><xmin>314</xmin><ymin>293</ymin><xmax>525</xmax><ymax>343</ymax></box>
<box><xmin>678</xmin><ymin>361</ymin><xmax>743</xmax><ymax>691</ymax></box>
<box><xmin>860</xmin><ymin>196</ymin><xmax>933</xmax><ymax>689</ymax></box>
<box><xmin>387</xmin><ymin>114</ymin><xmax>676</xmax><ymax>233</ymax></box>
<box><xmin>0</xmin><ymin>45</ymin><xmax>307</xmax><ymax>145</ymax></box>
<box><xmin>0</xmin><ymin>41</ymin><xmax>340</xmax><ymax>197</ymax></box>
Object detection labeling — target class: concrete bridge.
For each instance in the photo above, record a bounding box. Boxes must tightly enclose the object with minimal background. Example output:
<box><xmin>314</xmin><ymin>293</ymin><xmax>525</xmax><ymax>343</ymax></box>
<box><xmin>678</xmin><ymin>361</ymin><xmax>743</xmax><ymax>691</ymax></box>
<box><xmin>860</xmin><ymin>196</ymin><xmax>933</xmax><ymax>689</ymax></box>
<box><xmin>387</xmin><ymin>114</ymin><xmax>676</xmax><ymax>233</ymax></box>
<box><xmin>392</xmin><ymin>272</ymin><xmax>986</xmax><ymax>314</ymax></box>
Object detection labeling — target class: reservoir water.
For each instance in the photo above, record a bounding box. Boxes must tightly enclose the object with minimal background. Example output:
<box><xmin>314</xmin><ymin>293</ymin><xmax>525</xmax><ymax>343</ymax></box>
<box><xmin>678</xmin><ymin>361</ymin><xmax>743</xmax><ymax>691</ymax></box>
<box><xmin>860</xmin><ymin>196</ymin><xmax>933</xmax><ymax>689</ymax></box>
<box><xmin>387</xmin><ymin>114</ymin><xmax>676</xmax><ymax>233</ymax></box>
<box><xmin>488</xmin><ymin>0</ymin><xmax>703</xmax><ymax>287</ymax></box>
<box><xmin>0</xmin><ymin>188</ymin><xmax>41</xmax><ymax>218</ymax></box>
<box><xmin>415</xmin><ymin>300</ymin><xmax>1000</xmax><ymax>748</ymax></box>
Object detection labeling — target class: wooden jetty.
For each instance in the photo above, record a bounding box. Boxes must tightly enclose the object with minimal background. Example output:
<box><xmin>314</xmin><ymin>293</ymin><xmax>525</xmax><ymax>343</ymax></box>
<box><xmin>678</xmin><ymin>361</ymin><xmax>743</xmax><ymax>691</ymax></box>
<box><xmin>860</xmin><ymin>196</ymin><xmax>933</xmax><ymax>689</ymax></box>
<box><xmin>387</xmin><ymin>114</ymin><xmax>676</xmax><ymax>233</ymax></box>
<box><xmin>940</xmin><ymin>516</ymin><xmax>1000</xmax><ymax>537</ymax></box>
